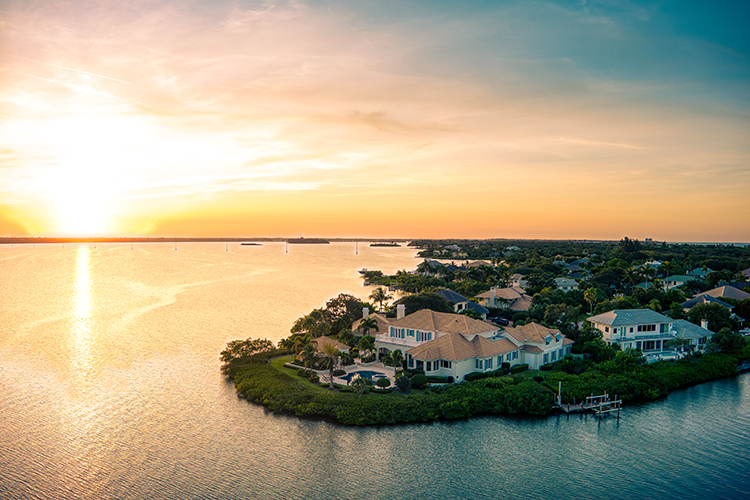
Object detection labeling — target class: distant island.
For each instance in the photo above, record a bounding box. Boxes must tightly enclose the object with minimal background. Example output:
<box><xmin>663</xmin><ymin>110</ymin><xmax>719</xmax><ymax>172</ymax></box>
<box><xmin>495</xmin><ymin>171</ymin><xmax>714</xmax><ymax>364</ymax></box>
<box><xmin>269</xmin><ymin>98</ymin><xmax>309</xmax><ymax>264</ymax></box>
<box><xmin>370</xmin><ymin>242</ymin><xmax>400</xmax><ymax>247</ymax></box>
<box><xmin>287</xmin><ymin>237</ymin><xmax>330</xmax><ymax>244</ymax></box>
<box><xmin>240</xmin><ymin>242</ymin><xmax>263</xmax><ymax>246</ymax></box>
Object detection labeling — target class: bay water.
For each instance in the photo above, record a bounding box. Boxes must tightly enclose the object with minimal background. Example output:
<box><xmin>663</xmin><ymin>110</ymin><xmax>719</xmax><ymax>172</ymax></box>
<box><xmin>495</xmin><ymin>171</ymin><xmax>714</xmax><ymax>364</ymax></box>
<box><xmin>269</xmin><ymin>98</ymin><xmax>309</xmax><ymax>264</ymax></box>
<box><xmin>1</xmin><ymin>243</ymin><xmax>748</xmax><ymax>499</ymax></box>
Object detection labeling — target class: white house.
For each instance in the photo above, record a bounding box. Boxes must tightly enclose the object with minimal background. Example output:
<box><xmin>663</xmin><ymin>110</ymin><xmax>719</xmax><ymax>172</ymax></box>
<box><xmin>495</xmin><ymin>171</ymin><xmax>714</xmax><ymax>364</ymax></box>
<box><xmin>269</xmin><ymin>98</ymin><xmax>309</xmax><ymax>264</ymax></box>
<box><xmin>501</xmin><ymin>322</ymin><xmax>574</xmax><ymax>369</ymax></box>
<box><xmin>406</xmin><ymin>333</ymin><xmax>520</xmax><ymax>383</ymax></box>
<box><xmin>554</xmin><ymin>277</ymin><xmax>579</xmax><ymax>292</ymax></box>
<box><xmin>588</xmin><ymin>309</ymin><xmax>714</xmax><ymax>358</ymax></box>
<box><xmin>374</xmin><ymin>307</ymin><xmax>500</xmax><ymax>360</ymax></box>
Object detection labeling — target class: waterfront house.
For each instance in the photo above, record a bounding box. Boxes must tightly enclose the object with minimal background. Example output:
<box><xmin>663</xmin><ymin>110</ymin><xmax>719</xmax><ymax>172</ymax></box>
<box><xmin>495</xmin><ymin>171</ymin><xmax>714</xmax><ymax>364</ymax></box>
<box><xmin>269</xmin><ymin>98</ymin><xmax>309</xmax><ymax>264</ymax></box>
<box><xmin>405</xmin><ymin>332</ymin><xmax>519</xmax><ymax>383</ymax></box>
<box><xmin>554</xmin><ymin>277</ymin><xmax>579</xmax><ymax>292</ymax></box>
<box><xmin>375</xmin><ymin>308</ymin><xmax>500</xmax><ymax>359</ymax></box>
<box><xmin>312</xmin><ymin>335</ymin><xmax>349</xmax><ymax>353</ymax></box>
<box><xmin>671</xmin><ymin>320</ymin><xmax>713</xmax><ymax>350</ymax></box>
<box><xmin>351</xmin><ymin>307</ymin><xmax>391</xmax><ymax>337</ymax></box>
<box><xmin>588</xmin><ymin>309</ymin><xmax>673</xmax><ymax>352</ymax></box>
<box><xmin>501</xmin><ymin>322</ymin><xmax>574</xmax><ymax>369</ymax></box>
<box><xmin>588</xmin><ymin>309</ymin><xmax>713</xmax><ymax>357</ymax></box>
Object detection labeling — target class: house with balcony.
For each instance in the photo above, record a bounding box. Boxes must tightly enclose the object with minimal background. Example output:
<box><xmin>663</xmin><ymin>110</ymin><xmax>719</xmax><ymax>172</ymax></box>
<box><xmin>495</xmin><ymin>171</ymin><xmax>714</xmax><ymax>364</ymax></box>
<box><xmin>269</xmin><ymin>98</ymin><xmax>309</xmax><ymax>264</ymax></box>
<box><xmin>374</xmin><ymin>306</ymin><xmax>500</xmax><ymax>357</ymax></box>
<box><xmin>501</xmin><ymin>322</ymin><xmax>574</xmax><ymax>369</ymax></box>
<box><xmin>405</xmin><ymin>333</ymin><xmax>519</xmax><ymax>383</ymax></box>
<box><xmin>588</xmin><ymin>309</ymin><xmax>713</xmax><ymax>358</ymax></box>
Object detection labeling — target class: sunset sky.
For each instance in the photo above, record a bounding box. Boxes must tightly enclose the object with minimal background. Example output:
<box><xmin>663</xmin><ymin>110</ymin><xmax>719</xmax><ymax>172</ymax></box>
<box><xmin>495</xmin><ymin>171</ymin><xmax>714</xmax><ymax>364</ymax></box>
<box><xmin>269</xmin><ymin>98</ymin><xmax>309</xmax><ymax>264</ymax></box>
<box><xmin>1</xmin><ymin>0</ymin><xmax>748</xmax><ymax>241</ymax></box>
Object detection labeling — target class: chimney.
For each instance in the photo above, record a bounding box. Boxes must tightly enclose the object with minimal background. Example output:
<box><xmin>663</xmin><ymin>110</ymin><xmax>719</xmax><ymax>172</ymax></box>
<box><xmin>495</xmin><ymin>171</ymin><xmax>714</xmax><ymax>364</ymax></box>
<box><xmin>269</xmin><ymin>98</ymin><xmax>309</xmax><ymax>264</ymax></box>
<box><xmin>362</xmin><ymin>307</ymin><xmax>369</xmax><ymax>320</ymax></box>
<box><xmin>397</xmin><ymin>304</ymin><xmax>406</xmax><ymax>320</ymax></box>
<box><xmin>701</xmin><ymin>319</ymin><xmax>709</xmax><ymax>330</ymax></box>
<box><xmin>490</xmin><ymin>287</ymin><xmax>496</xmax><ymax>307</ymax></box>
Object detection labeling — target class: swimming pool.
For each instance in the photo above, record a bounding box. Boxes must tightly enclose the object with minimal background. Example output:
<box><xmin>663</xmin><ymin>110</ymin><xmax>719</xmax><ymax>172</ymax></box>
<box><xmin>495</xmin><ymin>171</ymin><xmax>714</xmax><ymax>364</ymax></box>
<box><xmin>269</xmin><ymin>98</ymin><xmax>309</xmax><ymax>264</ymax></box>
<box><xmin>340</xmin><ymin>370</ymin><xmax>388</xmax><ymax>384</ymax></box>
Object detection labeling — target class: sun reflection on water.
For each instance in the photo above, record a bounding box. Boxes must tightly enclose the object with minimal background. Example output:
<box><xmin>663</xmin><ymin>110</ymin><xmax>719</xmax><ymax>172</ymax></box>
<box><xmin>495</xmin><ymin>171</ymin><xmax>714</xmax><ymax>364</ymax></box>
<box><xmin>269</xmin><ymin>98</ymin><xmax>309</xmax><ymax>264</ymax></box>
<box><xmin>70</xmin><ymin>245</ymin><xmax>95</xmax><ymax>386</ymax></box>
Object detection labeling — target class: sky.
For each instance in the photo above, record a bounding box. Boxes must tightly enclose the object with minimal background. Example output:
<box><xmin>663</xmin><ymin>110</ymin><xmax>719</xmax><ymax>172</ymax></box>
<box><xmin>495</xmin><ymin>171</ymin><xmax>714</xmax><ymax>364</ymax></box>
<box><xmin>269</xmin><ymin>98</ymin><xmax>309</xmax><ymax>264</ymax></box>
<box><xmin>1</xmin><ymin>0</ymin><xmax>748</xmax><ymax>241</ymax></box>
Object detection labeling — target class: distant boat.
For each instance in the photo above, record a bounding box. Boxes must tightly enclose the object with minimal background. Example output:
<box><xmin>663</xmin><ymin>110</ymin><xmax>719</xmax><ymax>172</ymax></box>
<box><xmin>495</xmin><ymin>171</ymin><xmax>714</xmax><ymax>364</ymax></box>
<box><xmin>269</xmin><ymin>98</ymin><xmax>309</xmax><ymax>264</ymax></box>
<box><xmin>240</xmin><ymin>242</ymin><xmax>263</xmax><ymax>246</ymax></box>
<box><xmin>359</xmin><ymin>268</ymin><xmax>368</xmax><ymax>274</ymax></box>
<box><xmin>287</xmin><ymin>237</ymin><xmax>329</xmax><ymax>244</ymax></box>
<box><xmin>370</xmin><ymin>242</ymin><xmax>400</xmax><ymax>247</ymax></box>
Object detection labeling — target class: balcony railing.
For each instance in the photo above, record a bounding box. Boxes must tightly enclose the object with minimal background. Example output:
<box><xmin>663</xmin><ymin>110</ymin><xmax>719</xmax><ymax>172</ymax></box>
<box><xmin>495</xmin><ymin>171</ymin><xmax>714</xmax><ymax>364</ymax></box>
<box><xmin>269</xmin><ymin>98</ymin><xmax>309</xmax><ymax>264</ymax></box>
<box><xmin>374</xmin><ymin>334</ymin><xmax>422</xmax><ymax>348</ymax></box>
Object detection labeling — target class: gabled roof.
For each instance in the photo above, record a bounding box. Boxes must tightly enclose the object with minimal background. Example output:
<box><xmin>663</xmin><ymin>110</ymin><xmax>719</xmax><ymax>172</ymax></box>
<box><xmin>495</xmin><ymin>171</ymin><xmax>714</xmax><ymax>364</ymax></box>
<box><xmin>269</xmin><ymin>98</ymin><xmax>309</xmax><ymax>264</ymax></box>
<box><xmin>665</xmin><ymin>275</ymin><xmax>694</xmax><ymax>282</ymax></box>
<box><xmin>351</xmin><ymin>312</ymin><xmax>391</xmax><ymax>335</ymax></box>
<box><xmin>467</xmin><ymin>260</ymin><xmax>493</xmax><ymax>268</ymax></box>
<box><xmin>588</xmin><ymin>309</ymin><xmax>672</xmax><ymax>326</ymax></box>
<box><xmin>555</xmin><ymin>277</ymin><xmax>578</xmax><ymax>287</ymax></box>
<box><xmin>504</xmin><ymin>322</ymin><xmax>561</xmax><ymax>344</ymax></box>
<box><xmin>436</xmin><ymin>289</ymin><xmax>490</xmax><ymax>314</ymax></box>
<box><xmin>475</xmin><ymin>286</ymin><xmax>525</xmax><ymax>301</ymax></box>
<box><xmin>406</xmin><ymin>333</ymin><xmax>517</xmax><ymax>361</ymax></box>
<box><xmin>436</xmin><ymin>289</ymin><xmax>470</xmax><ymax>303</ymax></box>
<box><xmin>388</xmin><ymin>309</ymin><xmax>497</xmax><ymax>336</ymax></box>
<box><xmin>695</xmin><ymin>286</ymin><xmax>750</xmax><ymax>301</ymax></box>
<box><xmin>681</xmin><ymin>295</ymin><xmax>733</xmax><ymax>310</ymax></box>
<box><xmin>313</xmin><ymin>335</ymin><xmax>349</xmax><ymax>352</ymax></box>
<box><xmin>671</xmin><ymin>320</ymin><xmax>713</xmax><ymax>340</ymax></box>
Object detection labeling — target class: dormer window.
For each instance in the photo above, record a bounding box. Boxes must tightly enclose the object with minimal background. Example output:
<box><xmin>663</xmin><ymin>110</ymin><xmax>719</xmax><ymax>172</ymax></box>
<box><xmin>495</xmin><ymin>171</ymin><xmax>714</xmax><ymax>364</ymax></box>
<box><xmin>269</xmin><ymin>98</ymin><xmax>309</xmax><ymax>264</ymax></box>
<box><xmin>556</xmin><ymin>333</ymin><xmax>561</xmax><ymax>342</ymax></box>
<box><xmin>545</xmin><ymin>335</ymin><xmax>551</xmax><ymax>344</ymax></box>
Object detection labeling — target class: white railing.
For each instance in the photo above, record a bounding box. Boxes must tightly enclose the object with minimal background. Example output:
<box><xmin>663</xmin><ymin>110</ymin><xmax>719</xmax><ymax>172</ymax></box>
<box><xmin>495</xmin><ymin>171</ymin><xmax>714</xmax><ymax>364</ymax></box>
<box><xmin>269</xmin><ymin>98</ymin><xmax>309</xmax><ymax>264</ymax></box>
<box><xmin>374</xmin><ymin>334</ymin><xmax>422</xmax><ymax>348</ymax></box>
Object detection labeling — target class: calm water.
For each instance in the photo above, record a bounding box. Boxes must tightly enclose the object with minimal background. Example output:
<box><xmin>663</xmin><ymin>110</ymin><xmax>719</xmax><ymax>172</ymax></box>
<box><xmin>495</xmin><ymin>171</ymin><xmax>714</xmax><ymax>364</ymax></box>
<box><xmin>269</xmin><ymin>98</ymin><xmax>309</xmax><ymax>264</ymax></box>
<box><xmin>1</xmin><ymin>243</ymin><xmax>749</xmax><ymax>500</ymax></box>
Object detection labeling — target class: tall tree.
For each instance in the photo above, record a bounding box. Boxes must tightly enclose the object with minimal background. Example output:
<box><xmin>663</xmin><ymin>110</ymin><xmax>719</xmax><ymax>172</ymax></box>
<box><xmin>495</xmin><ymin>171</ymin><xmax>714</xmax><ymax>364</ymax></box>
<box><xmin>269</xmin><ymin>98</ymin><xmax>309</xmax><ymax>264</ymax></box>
<box><xmin>357</xmin><ymin>317</ymin><xmax>379</xmax><ymax>336</ymax></box>
<box><xmin>318</xmin><ymin>341</ymin><xmax>341</xmax><ymax>390</ymax></box>
<box><xmin>369</xmin><ymin>287</ymin><xmax>393</xmax><ymax>313</ymax></box>
<box><xmin>390</xmin><ymin>349</ymin><xmax>404</xmax><ymax>376</ymax></box>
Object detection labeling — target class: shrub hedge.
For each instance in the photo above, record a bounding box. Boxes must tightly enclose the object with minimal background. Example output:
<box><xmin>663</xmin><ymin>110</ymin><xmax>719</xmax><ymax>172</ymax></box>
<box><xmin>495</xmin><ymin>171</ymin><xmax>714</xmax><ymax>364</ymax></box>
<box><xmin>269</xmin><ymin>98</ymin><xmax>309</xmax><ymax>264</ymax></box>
<box><xmin>225</xmin><ymin>349</ymin><xmax>739</xmax><ymax>426</ymax></box>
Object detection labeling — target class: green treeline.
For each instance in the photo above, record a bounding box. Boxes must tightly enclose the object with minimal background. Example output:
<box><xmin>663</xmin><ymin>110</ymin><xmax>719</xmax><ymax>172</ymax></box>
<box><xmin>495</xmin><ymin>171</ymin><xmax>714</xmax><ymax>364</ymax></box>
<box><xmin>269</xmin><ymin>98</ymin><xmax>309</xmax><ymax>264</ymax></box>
<box><xmin>224</xmin><ymin>348</ymin><xmax>739</xmax><ymax>426</ymax></box>
<box><xmin>227</xmin><ymin>358</ymin><xmax>553</xmax><ymax>426</ymax></box>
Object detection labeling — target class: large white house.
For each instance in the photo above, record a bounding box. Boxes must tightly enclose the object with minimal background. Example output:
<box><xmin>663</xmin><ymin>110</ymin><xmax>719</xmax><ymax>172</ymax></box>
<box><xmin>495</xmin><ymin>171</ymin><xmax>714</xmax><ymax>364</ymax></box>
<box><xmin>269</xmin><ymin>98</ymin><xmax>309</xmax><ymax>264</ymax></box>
<box><xmin>588</xmin><ymin>309</ymin><xmax>713</xmax><ymax>356</ymax></box>
<box><xmin>369</xmin><ymin>305</ymin><xmax>576</xmax><ymax>381</ymax></box>
<box><xmin>502</xmin><ymin>323</ymin><xmax>574</xmax><ymax>369</ymax></box>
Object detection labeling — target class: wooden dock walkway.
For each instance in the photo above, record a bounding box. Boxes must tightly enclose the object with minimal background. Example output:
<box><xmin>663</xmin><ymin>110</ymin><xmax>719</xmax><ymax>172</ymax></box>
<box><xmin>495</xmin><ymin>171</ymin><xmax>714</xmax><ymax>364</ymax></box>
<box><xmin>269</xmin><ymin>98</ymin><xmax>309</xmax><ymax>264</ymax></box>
<box><xmin>553</xmin><ymin>383</ymin><xmax>623</xmax><ymax>419</ymax></box>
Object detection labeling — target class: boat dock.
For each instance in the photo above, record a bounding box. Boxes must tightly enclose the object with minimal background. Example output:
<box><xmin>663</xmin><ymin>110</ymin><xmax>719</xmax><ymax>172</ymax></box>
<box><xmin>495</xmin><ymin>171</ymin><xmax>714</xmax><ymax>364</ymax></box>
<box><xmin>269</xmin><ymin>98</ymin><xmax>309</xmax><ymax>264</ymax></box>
<box><xmin>554</xmin><ymin>382</ymin><xmax>623</xmax><ymax>419</ymax></box>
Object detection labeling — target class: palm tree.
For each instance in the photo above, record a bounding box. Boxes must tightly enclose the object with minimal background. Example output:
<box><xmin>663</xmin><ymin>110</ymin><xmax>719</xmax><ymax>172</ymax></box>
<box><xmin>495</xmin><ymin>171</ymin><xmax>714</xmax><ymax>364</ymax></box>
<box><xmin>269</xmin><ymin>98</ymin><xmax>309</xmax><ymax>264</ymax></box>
<box><xmin>358</xmin><ymin>336</ymin><xmax>375</xmax><ymax>359</ymax></box>
<box><xmin>350</xmin><ymin>376</ymin><xmax>371</xmax><ymax>398</ymax></box>
<box><xmin>318</xmin><ymin>341</ymin><xmax>341</xmax><ymax>390</ymax></box>
<box><xmin>390</xmin><ymin>349</ymin><xmax>404</xmax><ymax>376</ymax></box>
<box><xmin>369</xmin><ymin>287</ymin><xmax>393</xmax><ymax>313</ymax></box>
<box><xmin>302</xmin><ymin>342</ymin><xmax>317</xmax><ymax>371</ymax></box>
<box><xmin>357</xmin><ymin>317</ymin><xmax>379</xmax><ymax>337</ymax></box>
<box><xmin>584</xmin><ymin>288</ymin><xmax>598</xmax><ymax>314</ymax></box>
<box><xmin>624</xmin><ymin>267</ymin><xmax>638</xmax><ymax>295</ymax></box>
<box><xmin>337</xmin><ymin>329</ymin><xmax>357</xmax><ymax>347</ymax></box>
<box><xmin>648</xmin><ymin>298</ymin><xmax>662</xmax><ymax>312</ymax></box>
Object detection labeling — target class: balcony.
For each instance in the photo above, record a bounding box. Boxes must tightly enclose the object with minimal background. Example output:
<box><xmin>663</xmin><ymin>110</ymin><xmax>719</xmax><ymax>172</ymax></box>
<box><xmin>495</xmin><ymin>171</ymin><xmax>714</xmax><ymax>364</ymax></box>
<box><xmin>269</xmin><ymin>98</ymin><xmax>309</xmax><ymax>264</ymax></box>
<box><xmin>374</xmin><ymin>334</ymin><xmax>422</xmax><ymax>348</ymax></box>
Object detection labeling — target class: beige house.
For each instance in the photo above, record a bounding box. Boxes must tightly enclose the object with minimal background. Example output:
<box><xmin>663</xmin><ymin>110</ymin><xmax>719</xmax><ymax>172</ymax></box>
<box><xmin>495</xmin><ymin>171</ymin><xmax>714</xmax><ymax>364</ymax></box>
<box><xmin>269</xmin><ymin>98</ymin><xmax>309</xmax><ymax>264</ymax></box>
<box><xmin>502</xmin><ymin>323</ymin><xmax>574</xmax><ymax>369</ymax></box>
<box><xmin>374</xmin><ymin>307</ymin><xmax>500</xmax><ymax>354</ymax></box>
<box><xmin>351</xmin><ymin>307</ymin><xmax>391</xmax><ymax>337</ymax></box>
<box><xmin>475</xmin><ymin>286</ymin><xmax>532</xmax><ymax>311</ymax></box>
<box><xmin>406</xmin><ymin>333</ymin><xmax>519</xmax><ymax>382</ymax></box>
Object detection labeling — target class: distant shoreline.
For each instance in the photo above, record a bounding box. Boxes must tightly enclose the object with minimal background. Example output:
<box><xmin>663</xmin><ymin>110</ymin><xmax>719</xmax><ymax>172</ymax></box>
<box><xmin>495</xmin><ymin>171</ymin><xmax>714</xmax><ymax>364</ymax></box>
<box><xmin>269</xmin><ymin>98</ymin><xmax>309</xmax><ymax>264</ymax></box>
<box><xmin>0</xmin><ymin>237</ymin><xmax>747</xmax><ymax>247</ymax></box>
<box><xmin>0</xmin><ymin>237</ymin><xmax>412</xmax><ymax>245</ymax></box>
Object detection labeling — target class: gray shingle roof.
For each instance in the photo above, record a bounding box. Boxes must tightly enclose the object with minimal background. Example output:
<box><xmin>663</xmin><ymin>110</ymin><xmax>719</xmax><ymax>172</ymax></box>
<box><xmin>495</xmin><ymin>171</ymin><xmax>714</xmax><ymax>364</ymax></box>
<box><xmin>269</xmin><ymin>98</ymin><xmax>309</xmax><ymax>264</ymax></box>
<box><xmin>588</xmin><ymin>309</ymin><xmax>672</xmax><ymax>326</ymax></box>
<box><xmin>681</xmin><ymin>295</ymin><xmax>732</xmax><ymax>310</ymax></box>
<box><xmin>671</xmin><ymin>320</ymin><xmax>713</xmax><ymax>340</ymax></box>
